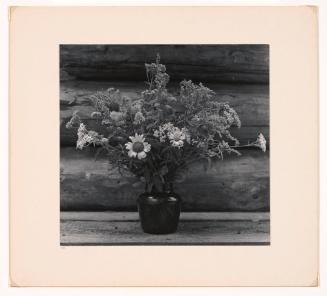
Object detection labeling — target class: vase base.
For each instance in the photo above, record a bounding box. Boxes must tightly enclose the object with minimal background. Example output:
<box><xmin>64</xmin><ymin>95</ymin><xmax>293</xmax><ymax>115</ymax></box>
<box><xmin>137</xmin><ymin>192</ymin><xmax>181</xmax><ymax>235</ymax></box>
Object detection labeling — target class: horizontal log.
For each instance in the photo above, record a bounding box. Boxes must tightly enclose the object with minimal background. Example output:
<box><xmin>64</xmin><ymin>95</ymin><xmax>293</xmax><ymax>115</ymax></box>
<box><xmin>61</xmin><ymin>211</ymin><xmax>270</xmax><ymax>222</ymax></box>
<box><xmin>60</xmin><ymin>45</ymin><xmax>269</xmax><ymax>83</ymax></box>
<box><xmin>60</xmin><ymin>80</ymin><xmax>269</xmax><ymax>146</ymax></box>
<box><xmin>60</xmin><ymin>147</ymin><xmax>269</xmax><ymax>212</ymax></box>
<box><xmin>60</xmin><ymin>212</ymin><xmax>270</xmax><ymax>245</ymax></box>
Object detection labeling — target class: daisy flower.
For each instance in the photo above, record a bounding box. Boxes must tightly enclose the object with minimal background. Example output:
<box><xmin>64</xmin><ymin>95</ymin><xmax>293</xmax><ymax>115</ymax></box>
<box><xmin>125</xmin><ymin>134</ymin><xmax>151</xmax><ymax>159</ymax></box>
<box><xmin>168</xmin><ymin>127</ymin><xmax>188</xmax><ymax>149</ymax></box>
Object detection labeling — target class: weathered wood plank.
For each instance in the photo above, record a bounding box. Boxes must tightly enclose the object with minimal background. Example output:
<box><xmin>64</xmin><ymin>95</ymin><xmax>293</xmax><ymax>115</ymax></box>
<box><xmin>60</xmin><ymin>147</ymin><xmax>269</xmax><ymax>211</ymax></box>
<box><xmin>60</xmin><ymin>211</ymin><xmax>270</xmax><ymax>245</ymax></box>
<box><xmin>60</xmin><ymin>45</ymin><xmax>269</xmax><ymax>83</ymax></box>
<box><xmin>60</xmin><ymin>80</ymin><xmax>269</xmax><ymax>146</ymax></box>
<box><xmin>60</xmin><ymin>211</ymin><xmax>270</xmax><ymax>222</ymax></box>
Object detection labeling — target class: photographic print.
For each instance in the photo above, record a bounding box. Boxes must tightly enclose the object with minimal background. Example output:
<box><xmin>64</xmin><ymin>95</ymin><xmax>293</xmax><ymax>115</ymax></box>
<box><xmin>60</xmin><ymin>45</ymin><xmax>270</xmax><ymax>245</ymax></box>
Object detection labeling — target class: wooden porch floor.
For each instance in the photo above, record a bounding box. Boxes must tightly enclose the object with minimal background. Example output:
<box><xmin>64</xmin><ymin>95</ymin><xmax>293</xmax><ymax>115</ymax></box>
<box><xmin>60</xmin><ymin>212</ymin><xmax>270</xmax><ymax>246</ymax></box>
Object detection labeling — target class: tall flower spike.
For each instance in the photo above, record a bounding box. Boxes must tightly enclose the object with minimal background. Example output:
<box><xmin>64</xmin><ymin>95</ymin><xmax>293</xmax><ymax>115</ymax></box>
<box><xmin>255</xmin><ymin>133</ymin><xmax>267</xmax><ymax>152</ymax></box>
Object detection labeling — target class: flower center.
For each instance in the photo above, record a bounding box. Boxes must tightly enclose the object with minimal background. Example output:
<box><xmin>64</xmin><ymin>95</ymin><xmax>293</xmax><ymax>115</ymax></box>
<box><xmin>132</xmin><ymin>142</ymin><xmax>145</xmax><ymax>153</ymax></box>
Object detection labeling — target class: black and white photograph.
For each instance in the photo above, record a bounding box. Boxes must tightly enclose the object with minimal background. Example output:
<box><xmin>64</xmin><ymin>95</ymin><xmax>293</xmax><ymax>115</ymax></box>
<box><xmin>60</xmin><ymin>45</ymin><xmax>270</xmax><ymax>245</ymax></box>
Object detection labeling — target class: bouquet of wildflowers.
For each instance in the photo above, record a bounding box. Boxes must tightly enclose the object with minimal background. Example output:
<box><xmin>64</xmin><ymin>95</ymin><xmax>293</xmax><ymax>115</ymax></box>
<box><xmin>66</xmin><ymin>55</ymin><xmax>266</xmax><ymax>193</ymax></box>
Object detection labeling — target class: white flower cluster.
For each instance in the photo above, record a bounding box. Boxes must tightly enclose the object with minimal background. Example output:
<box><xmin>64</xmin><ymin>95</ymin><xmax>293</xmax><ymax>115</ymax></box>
<box><xmin>154</xmin><ymin>123</ymin><xmax>190</xmax><ymax>149</ymax></box>
<box><xmin>76</xmin><ymin>123</ymin><xmax>104</xmax><ymax>150</ymax></box>
<box><xmin>141</xmin><ymin>89</ymin><xmax>158</xmax><ymax>99</ymax></box>
<box><xmin>153</xmin><ymin>122</ymin><xmax>174</xmax><ymax>142</ymax></box>
<box><xmin>254</xmin><ymin>133</ymin><xmax>267</xmax><ymax>152</ymax></box>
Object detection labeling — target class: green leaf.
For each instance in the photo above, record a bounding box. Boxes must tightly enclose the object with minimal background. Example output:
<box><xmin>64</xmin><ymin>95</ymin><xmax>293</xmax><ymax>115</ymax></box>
<box><xmin>160</xmin><ymin>165</ymin><xmax>169</xmax><ymax>176</ymax></box>
<box><xmin>146</xmin><ymin>157</ymin><xmax>155</xmax><ymax>171</ymax></box>
<box><xmin>170</xmin><ymin>101</ymin><xmax>187</xmax><ymax>113</ymax></box>
<box><xmin>147</xmin><ymin>182</ymin><xmax>154</xmax><ymax>192</ymax></box>
<box><xmin>150</xmin><ymin>142</ymin><xmax>163</xmax><ymax>151</ymax></box>
<box><xmin>161</xmin><ymin>146</ymin><xmax>170</xmax><ymax>155</ymax></box>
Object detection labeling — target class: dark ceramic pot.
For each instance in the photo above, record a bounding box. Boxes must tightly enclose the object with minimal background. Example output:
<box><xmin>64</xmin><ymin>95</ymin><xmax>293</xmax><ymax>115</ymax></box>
<box><xmin>137</xmin><ymin>191</ymin><xmax>181</xmax><ymax>234</ymax></box>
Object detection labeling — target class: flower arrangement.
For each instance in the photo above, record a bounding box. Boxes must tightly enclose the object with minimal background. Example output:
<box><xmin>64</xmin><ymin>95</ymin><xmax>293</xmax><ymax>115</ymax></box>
<box><xmin>66</xmin><ymin>54</ymin><xmax>266</xmax><ymax>193</ymax></box>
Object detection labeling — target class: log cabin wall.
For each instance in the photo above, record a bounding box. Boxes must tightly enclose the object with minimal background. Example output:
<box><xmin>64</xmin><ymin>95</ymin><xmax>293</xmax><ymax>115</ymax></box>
<box><xmin>60</xmin><ymin>45</ymin><xmax>269</xmax><ymax>212</ymax></box>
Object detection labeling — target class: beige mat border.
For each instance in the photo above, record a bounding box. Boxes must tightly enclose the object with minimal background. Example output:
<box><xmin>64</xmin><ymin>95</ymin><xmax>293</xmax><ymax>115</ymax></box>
<box><xmin>9</xmin><ymin>6</ymin><xmax>319</xmax><ymax>287</ymax></box>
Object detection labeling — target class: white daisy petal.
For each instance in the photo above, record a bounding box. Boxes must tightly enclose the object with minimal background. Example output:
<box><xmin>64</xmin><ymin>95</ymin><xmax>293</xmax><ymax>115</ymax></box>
<box><xmin>134</xmin><ymin>134</ymin><xmax>143</xmax><ymax>142</ymax></box>
<box><xmin>125</xmin><ymin>142</ymin><xmax>133</xmax><ymax>150</ymax></box>
<box><xmin>128</xmin><ymin>150</ymin><xmax>137</xmax><ymax>158</ymax></box>
<box><xmin>127</xmin><ymin>150</ymin><xmax>132</xmax><ymax>157</ymax></box>
<box><xmin>137</xmin><ymin>151</ymin><xmax>146</xmax><ymax>159</ymax></box>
